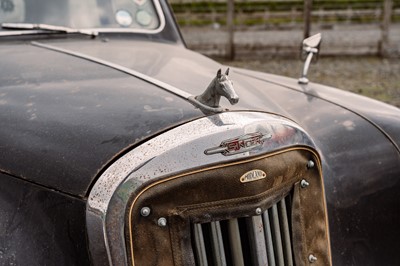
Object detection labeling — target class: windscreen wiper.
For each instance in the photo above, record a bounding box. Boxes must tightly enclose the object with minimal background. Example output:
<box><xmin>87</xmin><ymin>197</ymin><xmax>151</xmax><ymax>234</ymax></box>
<box><xmin>1</xmin><ymin>23</ymin><xmax>98</xmax><ymax>37</ymax></box>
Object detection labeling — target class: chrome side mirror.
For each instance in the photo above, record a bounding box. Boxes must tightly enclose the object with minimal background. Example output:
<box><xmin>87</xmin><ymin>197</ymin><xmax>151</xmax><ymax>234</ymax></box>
<box><xmin>298</xmin><ymin>33</ymin><xmax>322</xmax><ymax>84</ymax></box>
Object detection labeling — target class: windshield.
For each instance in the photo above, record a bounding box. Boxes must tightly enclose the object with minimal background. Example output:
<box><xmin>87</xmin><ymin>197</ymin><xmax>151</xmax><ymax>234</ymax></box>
<box><xmin>0</xmin><ymin>0</ymin><xmax>163</xmax><ymax>32</ymax></box>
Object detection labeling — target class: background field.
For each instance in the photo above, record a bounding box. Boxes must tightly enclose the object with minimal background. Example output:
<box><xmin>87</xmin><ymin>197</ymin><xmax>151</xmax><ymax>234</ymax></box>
<box><xmin>172</xmin><ymin>0</ymin><xmax>400</xmax><ymax>107</ymax></box>
<box><xmin>221</xmin><ymin>57</ymin><xmax>400</xmax><ymax>107</ymax></box>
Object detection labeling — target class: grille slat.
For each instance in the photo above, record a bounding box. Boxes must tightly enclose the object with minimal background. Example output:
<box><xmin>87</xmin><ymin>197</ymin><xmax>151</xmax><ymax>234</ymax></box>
<box><xmin>271</xmin><ymin>204</ymin><xmax>285</xmax><ymax>266</ymax></box>
<box><xmin>262</xmin><ymin>211</ymin><xmax>276</xmax><ymax>266</ymax></box>
<box><xmin>228</xmin><ymin>219</ymin><xmax>245</xmax><ymax>266</ymax></box>
<box><xmin>192</xmin><ymin>195</ymin><xmax>293</xmax><ymax>266</ymax></box>
<box><xmin>279</xmin><ymin>200</ymin><xmax>294</xmax><ymax>266</ymax></box>
<box><xmin>246</xmin><ymin>216</ymin><xmax>269</xmax><ymax>265</ymax></box>
<box><xmin>210</xmin><ymin>221</ymin><xmax>227</xmax><ymax>266</ymax></box>
<box><xmin>193</xmin><ymin>224</ymin><xmax>209</xmax><ymax>266</ymax></box>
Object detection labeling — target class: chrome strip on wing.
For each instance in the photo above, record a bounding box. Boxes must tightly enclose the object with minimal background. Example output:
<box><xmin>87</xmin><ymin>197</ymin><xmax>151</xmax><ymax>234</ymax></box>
<box><xmin>30</xmin><ymin>41</ymin><xmax>234</xmax><ymax>113</ymax></box>
<box><xmin>30</xmin><ymin>41</ymin><xmax>192</xmax><ymax>99</ymax></box>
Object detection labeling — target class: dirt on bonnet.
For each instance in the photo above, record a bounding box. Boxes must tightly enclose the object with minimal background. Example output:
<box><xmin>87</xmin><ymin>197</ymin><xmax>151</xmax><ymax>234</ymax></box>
<box><xmin>220</xmin><ymin>56</ymin><xmax>400</xmax><ymax>108</ymax></box>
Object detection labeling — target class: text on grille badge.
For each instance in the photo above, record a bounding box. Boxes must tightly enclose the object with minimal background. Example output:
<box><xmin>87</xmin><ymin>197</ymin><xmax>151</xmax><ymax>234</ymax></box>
<box><xmin>204</xmin><ymin>132</ymin><xmax>272</xmax><ymax>156</ymax></box>
<box><xmin>240</xmin><ymin>169</ymin><xmax>267</xmax><ymax>183</ymax></box>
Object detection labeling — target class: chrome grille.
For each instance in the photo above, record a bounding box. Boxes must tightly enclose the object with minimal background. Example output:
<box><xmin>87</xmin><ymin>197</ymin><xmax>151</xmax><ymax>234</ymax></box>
<box><xmin>191</xmin><ymin>195</ymin><xmax>293</xmax><ymax>266</ymax></box>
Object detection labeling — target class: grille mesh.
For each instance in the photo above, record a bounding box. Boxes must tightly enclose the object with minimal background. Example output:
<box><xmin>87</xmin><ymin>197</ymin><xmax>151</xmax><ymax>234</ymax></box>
<box><xmin>191</xmin><ymin>194</ymin><xmax>293</xmax><ymax>266</ymax></box>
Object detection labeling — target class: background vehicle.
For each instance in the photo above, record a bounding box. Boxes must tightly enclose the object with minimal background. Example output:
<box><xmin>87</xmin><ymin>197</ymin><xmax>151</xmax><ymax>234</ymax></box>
<box><xmin>0</xmin><ymin>0</ymin><xmax>399</xmax><ymax>265</ymax></box>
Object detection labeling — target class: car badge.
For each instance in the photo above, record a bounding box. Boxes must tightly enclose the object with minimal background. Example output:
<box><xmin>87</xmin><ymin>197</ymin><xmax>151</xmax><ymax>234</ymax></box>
<box><xmin>204</xmin><ymin>132</ymin><xmax>272</xmax><ymax>156</ymax></box>
<box><xmin>240</xmin><ymin>169</ymin><xmax>267</xmax><ymax>183</ymax></box>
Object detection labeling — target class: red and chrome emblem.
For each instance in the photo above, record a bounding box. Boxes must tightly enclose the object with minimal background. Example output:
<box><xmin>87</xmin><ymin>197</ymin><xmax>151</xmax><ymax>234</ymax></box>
<box><xmin>205</xmin><ymin>132</ymin><xmax>271</xmax><ymax>156</ymax></box>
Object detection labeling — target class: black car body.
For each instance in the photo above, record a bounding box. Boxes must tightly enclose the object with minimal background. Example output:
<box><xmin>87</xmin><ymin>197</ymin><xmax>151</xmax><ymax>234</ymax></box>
<box><xmin>1</xmin><ymin>0</ymin><xmax>400</xmax><ymax>265</ymax></box>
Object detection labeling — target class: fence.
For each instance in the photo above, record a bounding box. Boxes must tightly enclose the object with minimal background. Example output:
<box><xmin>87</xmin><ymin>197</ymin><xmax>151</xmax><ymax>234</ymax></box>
<box><xmin>170</xmin><ymin>0</ymin><xmax>400</xmax><ymax>58</ymax></box>
<box><xmin>171</xmin><ymin>0</ymin><xmax>399</xmax><ymax>27</ymax></box>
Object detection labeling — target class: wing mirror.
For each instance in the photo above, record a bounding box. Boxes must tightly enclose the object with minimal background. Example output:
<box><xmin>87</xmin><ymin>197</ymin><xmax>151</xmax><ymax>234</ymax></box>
<box><xmin>298</xmin><ymin>33</ymin><xmax>322</xmax><ymax>84</ymax></box>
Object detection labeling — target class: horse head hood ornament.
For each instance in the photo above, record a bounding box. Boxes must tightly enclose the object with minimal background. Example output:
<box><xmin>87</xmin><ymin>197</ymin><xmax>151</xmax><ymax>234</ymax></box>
<box><xmin>194</xmin><ymin>68</ymin><xmax>239</xmax><ymax>111</ymax></box>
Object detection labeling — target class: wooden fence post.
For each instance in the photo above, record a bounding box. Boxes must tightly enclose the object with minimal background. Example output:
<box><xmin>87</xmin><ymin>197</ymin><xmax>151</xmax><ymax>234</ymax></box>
<box><xmin>380</xmin><ymin>0</ymin><xmax>393</xmax><ymax>57</ymax></box>
<box><xmin>227</xmin><ymin>0</ymin><xmax>235</xmax><ymax>60</ymax></box>
<box><xmin>303</xmin><ymin>0</ymin><xmax>313</xmax><ymax>39</ymax></box>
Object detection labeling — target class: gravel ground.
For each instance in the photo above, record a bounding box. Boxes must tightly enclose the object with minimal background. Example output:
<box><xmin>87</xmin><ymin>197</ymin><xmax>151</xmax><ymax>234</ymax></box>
<box><xmin>181</xmin><ymin>24</ymin><xmax>400</xmax><ymax>58</ymax></box>
<box><xmin>219</xmin><ymin>56</ymin><xmax>400</xmax><ymax>108</ymax></box>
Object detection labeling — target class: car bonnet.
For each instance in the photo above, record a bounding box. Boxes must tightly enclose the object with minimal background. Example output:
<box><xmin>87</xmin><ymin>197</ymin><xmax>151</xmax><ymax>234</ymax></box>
<box><xmin>1</xmin><ymin>38</ymin><xmax>399</xmax><ymax>198</ymax></box>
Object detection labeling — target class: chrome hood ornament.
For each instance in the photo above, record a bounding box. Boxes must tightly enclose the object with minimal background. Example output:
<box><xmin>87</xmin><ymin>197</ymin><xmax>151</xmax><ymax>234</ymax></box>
<box><xmin>194</xmin><ymin>68</ymin><xmax>239</xmax><ymax>110</ymax></box>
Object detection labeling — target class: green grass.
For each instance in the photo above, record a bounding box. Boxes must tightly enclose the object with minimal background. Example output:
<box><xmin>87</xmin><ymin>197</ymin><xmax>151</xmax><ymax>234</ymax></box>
<box><xmin>171</xmin><ymin>0</ymin><xmax>400</xmax><ymax>27</ymax></box>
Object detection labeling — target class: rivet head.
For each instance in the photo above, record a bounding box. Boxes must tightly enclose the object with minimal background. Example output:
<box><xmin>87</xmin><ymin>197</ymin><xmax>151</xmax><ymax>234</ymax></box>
<box><xmin>301</xmin><ymin>179</ymin><xmax>310</xmax><ymax>188</ymax></box>
<box><xmin>157</xmin><ymin>217</ymin><xmax>167</xmax><ymax>227</ymax></box>
<box><xmin>309</xmin><ymin>254</ymin><xmax>318</xmax><ymax>263</ymax></box>
<box><xmin>307</xmin><ymin>160</ymin><xmax>315</xmax><ymax>169</ymax></box>
<box><xmin>140</xmin><ymin>207</ymin><xmax>151</xmax><ymax>217</ymax></box>
<box><xmin>255</xmin><ymin>207</ymin><xmax>262</xmax><ymax>215</ymax></box>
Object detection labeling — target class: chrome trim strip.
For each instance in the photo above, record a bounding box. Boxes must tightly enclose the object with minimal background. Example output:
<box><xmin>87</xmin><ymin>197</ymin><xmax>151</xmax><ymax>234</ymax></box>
<box><xmin>30</xmin><ymin>41</ymin><xmax>227</xmax><ymax>113</ymax></box>
<box><xmin>30</xmin><ymin>41</ymin><xmax>192</xmax><ymax>100</ymax></box>
<box><xmin>86</xmin><ymin>111</ymin><xmax>317</xmax><ymax>265</ymax></box>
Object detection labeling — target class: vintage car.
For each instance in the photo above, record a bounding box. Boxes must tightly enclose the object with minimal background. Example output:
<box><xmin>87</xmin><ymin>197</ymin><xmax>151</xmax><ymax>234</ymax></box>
<box><xmin>1</xmin><ymin>0</ymin><xmax>399</xmax><ymax>265</ymax></box>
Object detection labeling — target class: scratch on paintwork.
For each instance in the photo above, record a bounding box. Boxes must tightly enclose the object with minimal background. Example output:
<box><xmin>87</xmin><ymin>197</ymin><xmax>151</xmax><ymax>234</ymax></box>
<box><xmin>143</xmin><ymin>105</ymin><xmax>184</xmax><ymax>119</ymax></box>
<box><xmin>143</xmin><ymin>105</ymin><xmax>177</xmax><ymax>112</ymax></box>
<box><xmin>342</xmin><ymin>120</ymin><xmax>356</xmax><ymax>131</ymax></box>
<box><xmin>29</xmin><ymin>114</ymin><xmax>38</xmax><ymax>120</ymax></box>
<box><xmin>164</xmin><ymin>96</ymin><xmax>174</xmax><ymax>102</ymax></box>
<box><xmin>26</xmin><ymin>100</ymin><xmax>38</xmax><ymax>120</ymax></box>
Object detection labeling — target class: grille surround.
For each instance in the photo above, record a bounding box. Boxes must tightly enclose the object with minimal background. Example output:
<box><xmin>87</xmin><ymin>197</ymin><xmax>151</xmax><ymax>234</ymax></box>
<box><xmin>127</xmin><ymin>148</ymin><xmax>331</xmax><ymax>266</ymax></box>
<box><xmin>86</xmin><ymin>112</ymin><xmax>325</xmax><ymax>265</ymax></box>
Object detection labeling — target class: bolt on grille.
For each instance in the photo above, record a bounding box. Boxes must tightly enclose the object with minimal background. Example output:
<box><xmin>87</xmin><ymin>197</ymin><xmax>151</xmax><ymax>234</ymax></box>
<box><xmin>191</xmin><ymin>195</ymin><xmax>293</xmax><ymax>266</ymax></box>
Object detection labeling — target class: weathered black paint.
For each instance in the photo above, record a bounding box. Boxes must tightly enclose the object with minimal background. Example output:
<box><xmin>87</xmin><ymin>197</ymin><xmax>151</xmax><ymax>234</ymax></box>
<box><xmin>0</xmin><ymin>42</ymin><xmax>203</xmax><ymax>196</ymax></box>
<box><xmin>1</xmin><ymin>0</ymin><xmax>400</xmax><ymax>264</ymax></box>
<box><xmin>0</xmin><ymin>172</ymin><xmax>90</xmax><ymax>265</ymax></box>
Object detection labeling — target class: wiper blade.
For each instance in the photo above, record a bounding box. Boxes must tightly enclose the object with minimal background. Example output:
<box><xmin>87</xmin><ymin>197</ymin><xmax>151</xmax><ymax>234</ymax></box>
<box><xmin>1</xmin><ymin>23</ymin><xmax>98</xmax><ymax>37</ymax></box>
